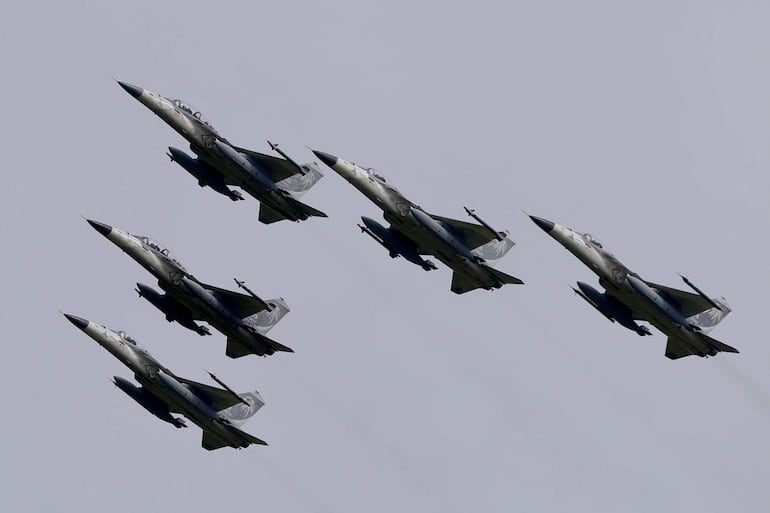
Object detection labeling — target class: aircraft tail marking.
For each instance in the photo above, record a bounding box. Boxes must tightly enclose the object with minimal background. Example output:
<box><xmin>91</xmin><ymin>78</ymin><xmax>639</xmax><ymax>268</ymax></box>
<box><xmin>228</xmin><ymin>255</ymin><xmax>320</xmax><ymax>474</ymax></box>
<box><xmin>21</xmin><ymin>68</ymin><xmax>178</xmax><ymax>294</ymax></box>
<box><xmin>276</xmin><ymin>162</ymin><xmax>324</xmax><ymax>198</ymax></box>
<box><xmin>686</xmin><ymin>297</ymin><xmax>732</xmax><ymax>334</ymax></box>
<box><xmin>217</xmin><ymin>390</ymin><xmax>266</xmax><ymax>427</ymax></box>
<box><xmin>241</xmin><ymin>297</ymin><xmax>290</xmax><ymax>335</ymax></box>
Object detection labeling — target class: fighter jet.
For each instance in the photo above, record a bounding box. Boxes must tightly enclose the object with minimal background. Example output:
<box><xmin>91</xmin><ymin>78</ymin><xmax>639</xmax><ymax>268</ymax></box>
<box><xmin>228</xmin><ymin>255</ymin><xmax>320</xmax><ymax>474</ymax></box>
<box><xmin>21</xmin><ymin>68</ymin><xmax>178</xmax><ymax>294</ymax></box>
<box><xmin>312</xmin><ymin>150</ymin><xmax>523</xmax><ymax>294</ymax></box>
<box><xmin>63</xmin><ymin>313</ymin><xmax>267</xmax><ymax>450</ymax></box>
<box><xmin>529</xmin><ymin>215</ymin><xmax>738</xmax><ymax>360</ymax></box>
<box><xmin>86</xmin><ymin>218</ymin><xmax>292</xmax><ymax>358</ymax></box>
<box><xmin>116</xmin><ymin>80</ymin><xmax>327</xmax><ymax>224</ymax></box>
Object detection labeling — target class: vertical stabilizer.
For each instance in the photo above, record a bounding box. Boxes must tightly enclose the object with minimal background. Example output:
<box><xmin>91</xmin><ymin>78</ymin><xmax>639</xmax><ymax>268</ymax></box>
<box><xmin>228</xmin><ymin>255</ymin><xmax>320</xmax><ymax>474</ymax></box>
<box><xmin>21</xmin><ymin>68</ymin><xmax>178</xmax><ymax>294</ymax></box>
<box><xmin>277</xmin><ymin>163</ymin><xmax>324</xmax><ymax>199</ymax></box>
<box><xmin>687</xmin><ymin>297</ymin><xmax>732</xmax><ymax>334</ymax></box>
<box><xmin>471</xmin><ymin>234</ymin><xmax>516</xmax><ymax>266</ymax></box>
<box><xmin>218</xmin><ymin>390</ymin><xmax>266</xmax><ymax>428</ymax></box>
<box><xmin>241</xmin><ymin>298</ymin><xmax>290</xmax><ymax>335</ymax></box>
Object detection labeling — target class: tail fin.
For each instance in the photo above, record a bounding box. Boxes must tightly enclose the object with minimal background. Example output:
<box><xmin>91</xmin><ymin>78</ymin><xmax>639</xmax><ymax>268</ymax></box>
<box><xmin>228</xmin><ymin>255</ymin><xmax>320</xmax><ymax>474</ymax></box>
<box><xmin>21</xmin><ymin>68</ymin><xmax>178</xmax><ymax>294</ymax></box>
<box><xmin>217</xmin><ymin>390</ymin><xmax>266</xmax><ymax>428</ymax></box>
<box><xmin>687</xmin><ymin>297</ymin><xmax>732</xmax><ymax>334</ymax></box>
<box><xmin>471</xmin><ymin>233</ymin><xmax>516</xmax><ymax>266</ymax></box>
<box><xmin>241</xmin><ymin>298</ymin><xmax>290</xmax><ymax>335</ymax></box>
<box><xmin>276</xmin><ymin>162</ymin><xmax>324</xmax><ymax>199</ymax></box>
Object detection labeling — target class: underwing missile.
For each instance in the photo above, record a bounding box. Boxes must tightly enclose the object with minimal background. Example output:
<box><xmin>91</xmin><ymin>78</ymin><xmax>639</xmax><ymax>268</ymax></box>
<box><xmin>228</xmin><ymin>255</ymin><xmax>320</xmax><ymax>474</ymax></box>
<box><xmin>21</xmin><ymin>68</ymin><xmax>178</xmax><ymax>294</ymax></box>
<box><xmin>179</xmin><ymin>277</ymin><xmax>242</xmax><ymax>326</ymax></box>
<box><xmin>267</xmin><ymin>140</ymin><xmax>307</xmax><ymax>175</ymax></box>
<box><xmin>571</xmin><ymin>284</ymin><xmax>615</xmax><ymax>322</ymax></box>
<box><xmin>135</xmin><ymin>283</ymin><xmax>211</xmax><ymax>336</ymax></box>
<box><xmin>358</xmin><ymin>222</ymin><xmax>394</xmax><ymax>254</ymax></box>
<box><xmin>464</xmin><ymin>206</ymin><xmax>505</xmax><ymax>241</ymax></box>
<box><xmin>411</xmin><ymin>208</ymin><xmax>480</xmax><ymax>262</ymax></box>
<box><xmin>573</xmin><ymin>281</ymin><xmax>652</xmax><ymax>336</ymax></box>
<box><xmin>113</xmin><ymin>376</ymin><xmax>187</xmax><ymax>428</ymax></box>
<box><xmin>359</xmin><ymin>216</ymin><xmax>437</xmax><ymax>270</ymax></box>
<box><xmin>167</xmin><ymin>147</ymin><xmax>243</xmax><ymax>201</ymax></box>
<box><xmin>233</xmin><ymin>278</ymin><xmax>273</xmax><ymax>311</ymax></box>
<box><xmin>679</xmin><ymin>274</ymin><xmax>724</xmax><ymax>311</ymax></box>
<box><xmin>626</xmin><ymin>275</ymin><xmax>697</xmax><ymax>330</ymax></box>
<box><xmin>207</xmin><ymin>371</ymin><xmax>250</xmax><ymax>407</ymax></box>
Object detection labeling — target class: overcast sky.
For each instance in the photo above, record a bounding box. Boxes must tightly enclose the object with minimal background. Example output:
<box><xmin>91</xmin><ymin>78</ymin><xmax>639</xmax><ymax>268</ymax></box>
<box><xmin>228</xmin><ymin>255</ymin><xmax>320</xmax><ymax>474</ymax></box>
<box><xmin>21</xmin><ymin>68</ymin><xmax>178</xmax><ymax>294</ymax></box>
<box><xmin>2</xmin><ymin>1</ymin><xmax>769</xmax><ymax>512</ymax></box>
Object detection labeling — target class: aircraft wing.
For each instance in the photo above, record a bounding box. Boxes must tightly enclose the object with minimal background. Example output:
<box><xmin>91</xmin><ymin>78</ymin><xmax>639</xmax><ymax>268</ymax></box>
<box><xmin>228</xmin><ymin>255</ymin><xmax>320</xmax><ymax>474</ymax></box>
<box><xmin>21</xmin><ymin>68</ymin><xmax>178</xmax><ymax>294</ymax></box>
<box><xmin>201</xmin><ymin>430</ymin><xmax>230</xmax><ymax>450</ymax></box>
<box><xmin>429</xmin><ymin>214</ymin><xmax>506</xmax><ymax>250</ymax></box>
<box><xmin>232</xmin><ymin>146</ymin><xmax>303</xmax><ymax>183</ymax></box>
<box><xmin>645</xmin><ymin>281</ymin><xmax>715</xmax><ymax>318</ymax></box>
<box><xmin>202</xmin><ymin>283</ymin><xmax>272</xmax><ymax>318</ymax></box>
<box><xmin>201</xmin><ymin>427</ymin><xmax>267</xmax><ymax>450</ymax></box>
<box><xmin>175</xmin><ymin>377</ymin><xmax>244</xmax><ymax>412</ymax></box>
<box><xmin>664</xmin><ymin>337</ymin><xmax>698</xmax><ymax>360</ymax></box>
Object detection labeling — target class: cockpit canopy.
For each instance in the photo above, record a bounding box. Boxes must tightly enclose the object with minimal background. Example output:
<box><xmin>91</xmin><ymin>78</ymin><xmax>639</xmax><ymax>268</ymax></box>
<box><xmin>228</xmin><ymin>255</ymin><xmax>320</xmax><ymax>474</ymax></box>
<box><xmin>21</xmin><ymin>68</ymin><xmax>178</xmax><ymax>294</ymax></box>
<box><xmin>583</xmin><ymin>233</ymin><xmax>602</xmax><ymax>248</ymax></box>
<box><xmin>171</xmin><ymin>98</ymin><xmax>216</xmax><ymax>130</ymax></box>
<box><xmin>582</xmin><ymin>233</ymin><xmax>615</xmax><ymax>257</ymax></box>
<box><xmin>137</xmin><ymin>236</ymin><xmax>186</xmax><ymax>270</ymax></box>
<box><xmin>117</xmin><ymin>330</ymin><xmax>138</xmax><ymax>346</ymax></box>
<box><xmin>365</xmin><ymin>167</ymin><xmax>400</xmax><ymax>193</ymax></box>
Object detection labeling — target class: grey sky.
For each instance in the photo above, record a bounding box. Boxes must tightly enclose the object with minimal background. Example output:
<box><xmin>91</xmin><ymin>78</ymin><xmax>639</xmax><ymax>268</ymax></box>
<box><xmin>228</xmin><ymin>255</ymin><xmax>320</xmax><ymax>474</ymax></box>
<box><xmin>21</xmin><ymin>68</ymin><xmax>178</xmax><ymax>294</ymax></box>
<box><xmin>2</xmin><ymin>1</ymin><xmax>768</xmax><ymax>511</ymax></box>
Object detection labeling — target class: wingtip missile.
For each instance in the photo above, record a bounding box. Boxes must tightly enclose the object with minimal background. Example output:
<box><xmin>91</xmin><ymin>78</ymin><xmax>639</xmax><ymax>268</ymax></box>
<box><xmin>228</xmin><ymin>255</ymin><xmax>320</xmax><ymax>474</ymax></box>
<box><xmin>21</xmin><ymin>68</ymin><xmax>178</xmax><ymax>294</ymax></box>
<box><xmin>463</xmin><ymin>206</ymin><xmax>505</xmax><ymax>241</ymax></box>
<box><xmin>233</xmin><ymin>278</ymin><xmax>273</xmax><ymax>311</ymax></box>
<box><xmin>678</xmin><ymin>274</ymin><xmax>724</xmax><ymax>311</ymax></box>
<box><xmin>207</xmin><ymin>371</ymin><xmax>250</xmax><ymax>407</ymax></box>
<box><xmin>569</xmin><ymin>283</ymin><xmax>613</xmax><ymax>321</ymax></box>
<box><xmin>267</xmin><ymin>140</ymin><xmax>307</xmax><ymax>175</ymax></box>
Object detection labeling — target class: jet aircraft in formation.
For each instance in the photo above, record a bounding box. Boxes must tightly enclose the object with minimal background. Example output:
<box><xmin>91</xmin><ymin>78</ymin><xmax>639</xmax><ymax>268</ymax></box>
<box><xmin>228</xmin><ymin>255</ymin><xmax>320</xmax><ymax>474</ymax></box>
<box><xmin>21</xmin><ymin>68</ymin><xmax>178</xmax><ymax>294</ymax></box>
<box><xmin>313</xmin><ymin>150</ymin><xmax>524</xmax><ymax>294</ymax></box>
<box><xmin>529</xmin><ymin>215</ymin><xmax>738</xmax><ymax>359</ymax></box>
<box><xmin>86</xmin><ymin>219</ymin><xmax>292</xmax><ymax>358</ymax></box>
<box><xmin>117</xmin><ymin>81</ymin><xmax>327</xmax><ymax>224</ymax></box>
<box><xmin>65</xmin><ymin>80</ymin><xmax>742</xmax><ymax>451</ymax></box>
<box><xmin>63</xmin><ymin>313</ymin><xmax>267</xmax><ymax>450</ymax></box>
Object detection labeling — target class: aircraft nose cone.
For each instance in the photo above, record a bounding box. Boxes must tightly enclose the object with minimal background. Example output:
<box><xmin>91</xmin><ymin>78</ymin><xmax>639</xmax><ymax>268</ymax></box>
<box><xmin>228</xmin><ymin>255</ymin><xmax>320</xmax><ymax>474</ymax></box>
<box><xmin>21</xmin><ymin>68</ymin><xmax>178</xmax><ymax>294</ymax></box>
<box><xmin>117</xmin><ymin>81</ymin><xmax>143</xmax><ymax>98</ymax></box>
<box><xmin>87</xmin><ymin>219</ymin><xmax>113</xmax><ymax>237</ymax></box>
<box><xmin>529</xmin><ymin>215</ymin><xmax>555</xmax><ymax>233</ymax></box>
<box><xmin>63</xmin><ymin>313</ymin><xmax>89</xmax><ymax>331</ymax></box>
<box><xmin>312</xmin><ymin>150</ymin><xmax>338</xmax><ymax>168</ymax></box>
